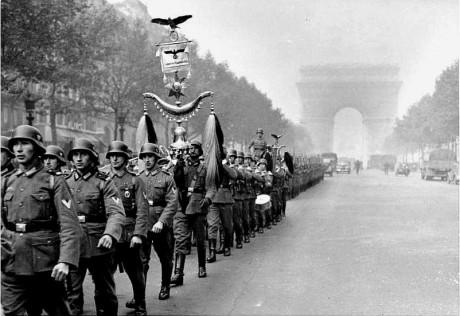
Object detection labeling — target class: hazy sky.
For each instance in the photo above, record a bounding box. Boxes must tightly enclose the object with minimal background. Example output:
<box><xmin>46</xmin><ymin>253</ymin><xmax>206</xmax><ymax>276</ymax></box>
<box><xmin>112</xmin><ymin>0</ymin><xmax>459</xmax><ymax>122</ymax></box>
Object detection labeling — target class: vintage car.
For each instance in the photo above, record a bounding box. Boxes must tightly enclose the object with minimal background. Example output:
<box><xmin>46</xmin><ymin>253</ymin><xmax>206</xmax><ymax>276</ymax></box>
<box><xmin>336</xmin><ymin>161</ymin><xmax>351</xmax><ymax>174</ymax></box>
<box><xmin>395</xmin><ymin>163</ymin><xmax>410</xmax><ymax>176</ymax></box>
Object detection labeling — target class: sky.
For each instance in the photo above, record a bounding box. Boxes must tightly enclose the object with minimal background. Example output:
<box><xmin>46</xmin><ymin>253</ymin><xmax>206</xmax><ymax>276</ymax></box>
<box><xmin>109</xmin><ymin>0</ymin><xmax>458</xmax><ymax>123</ymax></box>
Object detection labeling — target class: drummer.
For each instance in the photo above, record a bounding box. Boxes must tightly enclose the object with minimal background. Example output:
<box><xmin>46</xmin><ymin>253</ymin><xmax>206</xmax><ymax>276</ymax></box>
<box><xmin>253</xmin><ymin>158</ymin><xmax>272</xmax><ymax>233</ymax></box>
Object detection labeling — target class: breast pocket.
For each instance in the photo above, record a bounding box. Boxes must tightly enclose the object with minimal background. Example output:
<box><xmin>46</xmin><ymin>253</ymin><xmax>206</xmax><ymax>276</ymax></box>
<box><xmin>31</xmin><ymin>234</ymin><xmax>60</xmax><ymax>272</ymax></box>
<box><xmin>85</xmin><ymin>193</ymin><xmax>102</xmax><ymax>215</ymax></box>
<box><xmin>29</xmin><ymin>192</ymin><xmax>52</xmax><ymax>219</ymax></box>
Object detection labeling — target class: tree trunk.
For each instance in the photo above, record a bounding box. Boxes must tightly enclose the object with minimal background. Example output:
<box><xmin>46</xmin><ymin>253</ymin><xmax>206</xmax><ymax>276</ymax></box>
<box><xmin>50</xmin><ymin>83</ymin><xmax>58</xmax><ymax>144</ymax></box>
<box><xmin>113</xmin><ymin>109</ymin><xmax>118</xmax><ymax>141</ymax></box>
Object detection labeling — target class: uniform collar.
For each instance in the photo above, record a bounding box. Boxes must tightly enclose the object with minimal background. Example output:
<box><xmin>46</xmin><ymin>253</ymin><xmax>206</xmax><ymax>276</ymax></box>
<box><xmin>15</xmin><ymin>159</ymin><xmax>43</xmax><ymax>177</ymax></box>
<box><xmin>144</xmin><ymin>164</ymin><xmax>162</xmax><ymax>176</ymax></box>
<box><xmin>74</xmin><ymin>167</ymin><xmax>97</xmax><ymax>181</ymax></box>
<box><xmin>108</xmin><ymin>166</ymin><xmax>127</xmax><ymax>178</ymax></box>
<box><xmin>1</xmin><ymin>162</ymin><xmax>15</xmax><ymax>176</ymax></box>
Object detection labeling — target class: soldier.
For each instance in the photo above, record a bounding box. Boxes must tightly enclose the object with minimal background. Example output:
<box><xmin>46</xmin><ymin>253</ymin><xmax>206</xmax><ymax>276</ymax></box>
<box><xmin>271</xmin><ymin>159</ymin><xmax>283</xmax><ymax>224</ymax></box>
<box><xmin>43</xmin><ymin>145</ymin><xmax>67</xmax><ymax>174</ymax></box>
<box><xmin>170</xmin><ymin>140</ymin><xmax>215</xmax><ymax>286</ymax></box>
<box><xmin>244</xmin><ymin>153</ymin><xmax>257</xmax><ymax>237</ymax></box>
<box><xmin>237</xmin><ymin>151</ymin><xmax>251</xmax><ymax>243</ymax></box>
<box><xmin>1</xmin><ymin>136</ymin><xmax>16</xmax><ymax>178</ymax></box>
<box><xmin>280</xmin><ymin>161</ymin><xmax>292</xmax><ymax>217</ymax></box>
<box><xmin>248</xmin><ymin>128</ymin><xmax>267</xmax><ymax>159</ymax></box>
<box><xmin>256</xmin><ymin>158</ymin><xmax>273</xmax><ymax>229</ymax></box>
<box><xmin>66</xmin><ymin>138</ymin><xmax>126</xmax><ymax>316</ymax></box>
<box><xmin>228</xmin><ymin>149</ymin><xmax>244</xmax><ymax>248</ymax></box>
<box><xmin>138</xmin><ymin>143</ymin><xmax>177</xmax><ymax>300</ymax></box>
<box><xmin>206</xmin><ymin>147</ymin><xmax>237</xmax><ymax>260</ymax></box>
<box><xmin>104</xmin><ymin>141</ymin><xmax>149</xmax><ymax>314</ymax></box>
<box><xmin>1</xmin><ymin>125</ymin><xmax>81</xmax><ymax>316</ymax></box>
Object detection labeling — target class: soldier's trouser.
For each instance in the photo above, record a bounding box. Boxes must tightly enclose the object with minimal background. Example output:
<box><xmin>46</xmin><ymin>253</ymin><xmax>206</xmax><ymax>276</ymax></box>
<box><xmin>67</xmin><ymin>252</ymin><xmax>118</xmax><ymax>316</ymax></box>
<box><xmin>173</xmin><ymin>212</ymin><xmax>207</xmax><ymax>258</ymax></box>
<box><xmin>232</xmin><ymin>199</ymin><xmax>243</xmax><ymax>244</ymax></box>
<box><xmin>242</xmin><ymin>199</ymin><xmax>251</xmax><ymax>236</ymax></box>
<box><xmin>249</xmin><ymin>198</ymin><xmax>257</xmax><ymax>230</ymax></box>
<box><xmin>206</xmin><ymin>205</ymin><xmax>222</xmax><ymax>240</ymax></box>
<box><xmin>254</xmin><ymin>204</ymin><xmax>266</xmax><ymax>229</ymax></box>
<box><xmin>281</xmin><ymin>189</ymin><xmax>288</xmax><ymax>216</ymax></box>
<box><xmin>143</xmin><ymin>227</ymin><xmax>174</xmax><ymax>287</ymax></box>
<box><xmin>209</xmin><ymin>203</ymin><xmax>233</xmax><ymax>249</ymax></box>
<box><xmin>270</xmin><ymin>191</ymin><xmax>280</xmax><ymax>219</ymax></box>
<box><xmin>1</xmin><ymin>271</ymin><xmax>71</xmax><ymax>316</ymax></box>
<box><xmin>117</xmin><ymin>242</ymin><xmax>145</xmax><ymax>306</ymax></box>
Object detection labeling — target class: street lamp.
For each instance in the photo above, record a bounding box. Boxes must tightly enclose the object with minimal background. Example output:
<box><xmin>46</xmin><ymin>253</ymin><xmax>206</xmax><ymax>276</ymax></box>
<box><xmin>24</xmin><ymin>97</ymin><xmax>37</xmax><ymax>126</ymax></box>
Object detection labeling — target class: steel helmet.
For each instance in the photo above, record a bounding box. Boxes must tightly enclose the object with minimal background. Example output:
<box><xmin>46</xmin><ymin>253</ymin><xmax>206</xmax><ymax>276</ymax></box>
<box><xmin>1</xmin><ymin>136</ymin><xmax>14</xmax><ymax>157</ymax></box>
<box><xmin>244</xmin><ymin>153</ymin><xmax>253</xmax><ymax>160</ymax></box>
<box><xmin>237</xmin><ymin>151</ymin><xmax>245</xmax><ymax>158</ymax></box>
<box><xmin>44</xmin><ymin>145</ymin><xmax>66</xmax><ymax>165</ymax></box>
<box><xmin>139</xmin><ymin>143</ymin><xmax>162</xmax><ymax>159</ymax></box>
<box><xmin>256</xmin><ymin>128</ymin><xmax>264</xmax><ymax>134</ymax></box>
<box><xmin>228</xmin><ymin>149</ymin><xmax>237</xmax><ymax>157</ymax></box>
<box><xmin>106</xmin><ymin>140</ymin><xmax>130</xmax><ymax>159</ymax></box>
<box><xmin>257</xmin><ymin>158</ymin><xmax>268</xmax><ymax>166</ymax></box>
<box><xmin>68</xmin><ymin>138</ymin><xmax>99</xmax><ymax>161</ymax></box>
<box><xmin>9</xmin><ymin>125</ymin><xmax>46</xmax><ymax>155</ymax></box>
<box><xmin>190</xmin><ymin>140</ymin><xmax>203</xmax><ymax>155</ymax></box>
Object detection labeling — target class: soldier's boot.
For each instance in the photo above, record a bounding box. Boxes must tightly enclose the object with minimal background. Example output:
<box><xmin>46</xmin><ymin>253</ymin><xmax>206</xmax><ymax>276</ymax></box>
<box><xmin>206</xmin><ymin>239</ymin><xmax>217</xmax><ymax>263</ymax></box>
<box><xmin>258</xmin><ymin>227</ymin><xmax>264</xmax><ymax>234</ymax></box>
<box><xmin>224</xmin><ymin>247</ymin><xmax>231</xmax><ymax>256</ymax></box>
<box><xmin>216</xmin><ymin>233</ymin><xmax>225</xmax><ymax>254</ymax></box>
<box><xmin>159</xmin><ymin>258</ymin><xmax>172</xmax><ymax>300</ymax></box>
<box><xmin>250</xmin><ymin>228</ymin><xmax>256</xmax><ymax>238</ymax></box>
<box><xmin>197</xmin><ymin>246</ymin><xmax>207</xmax><ymax>278</ymax></box>
<box><xmin>236</xmin><ymin>236</ymin><xmax>243</xmax><ymax>249</ymax></box>
<box><xmin>126</xmin><ymin>298</ymin><xmax>136</xmax><ymax>309</ymax></box>
<box><xmin>134</xmin><ymin>300</ymin><xmax>147</xmax><ymax>316</ymax></box>
<box><xmin>158</xmin><ymin>285</ymin><xmax>170</xmax><ymax>300</ymax></box>
<box><xmin>244</xmin><ymin>235</ymin><xmax>250</xmax><ymax>243</ymax></box>
<box><xmin>170</xmin><ymin>254</ymin><xmax>185</xmax><ymax>286</ymax></box>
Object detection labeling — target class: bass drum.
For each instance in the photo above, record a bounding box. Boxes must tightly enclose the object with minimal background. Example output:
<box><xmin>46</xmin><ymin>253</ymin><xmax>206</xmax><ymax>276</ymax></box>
<box><xmin>255</xmin><ymin>194</ymin><xmax>271</xmax><ymax>211</ymax></box>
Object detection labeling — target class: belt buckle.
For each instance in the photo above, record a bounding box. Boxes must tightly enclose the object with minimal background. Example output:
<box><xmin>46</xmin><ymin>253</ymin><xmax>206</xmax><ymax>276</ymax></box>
<box><xmin>78</xmin><ymin>215</ymin><xmax>86</xmax><ymax>223</ymax></box>
<box><xmin>15</xmin><ymin>223</ymin><xmax>26</xmax><ymax>232</ymax></box>
<box><xmin>148</xmin><ymin>200</ymin><xmax>154</xmax><ymax>206</ymax></box>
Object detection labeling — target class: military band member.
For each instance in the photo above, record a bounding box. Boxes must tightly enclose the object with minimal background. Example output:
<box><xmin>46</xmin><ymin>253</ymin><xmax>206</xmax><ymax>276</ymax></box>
<box><xmin>207</xmin><ymin>147</ymin><xmax>237</xmax><ymax>260</ymax></box>
<box><xmin>228</xmin><ymin>149</ymin><xmax>244</xmax><ymax>249</ymax></box>
<box><xmin>1</xmin><ymin>136</ymin><xmax>16</xmax><ymax>178</ymax></box>
<box><xmin>43</xmin><ymin>145</ymin><xmax>67</xmax><ymax>174</ymax></box>
<box><xmin>66</xmin><ymin>138</ymin><xmax>126</xmax><ymax>316</ymax></box>
<box><xmin>171</xmin><ymin>140</ymin><xmax>215</xmax><ymax>285</ymax></box>
<box><xmin>1</xmin><ymin>125</ymin><xmax>81</xmax><ymax>316</ymax></box>
<box><xmin>104</xmin><ymin>141</ymin><xmax>149</xmax><ymax>314</ymax></box>
<box><xmin>271</xmin><ymin>160</ymin><xmax>283</xmax><ymax>224</ymax></box>
<box><xmin>244</xmin><ymin>153</ymin><xmax>257</xmax><ymax>237</ymax></box>
<box><xmin>256</xmin><ymin>158</ymin><xmax>273</xmax><ymax>229</ymax></box>
<box><xmin>138</xmin><ymin>143</ymin><xmax>177</xmax><ymax>301</ymax></box>
<box><xmin>280</xmin><ymin>160</ymin><xmax>292</xmax><ymax>217</ymax></box>
<box><xmin>237</xmin><ymin>151</ymin><xmax>251</xmax><ymax>243</ymax></box>
<box><xmin>248</xmin><ymin>128</ymin><xmax>267</xmax><ymax>159</ymax></box>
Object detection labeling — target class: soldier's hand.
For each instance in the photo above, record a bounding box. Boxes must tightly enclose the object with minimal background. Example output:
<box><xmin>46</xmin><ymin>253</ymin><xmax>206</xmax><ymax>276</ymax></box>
<box><xmin>151</xmin><ymin>221</ymin><xmax>164</xmax><ymax>233</ymax></box>
<box><xmin>130</xmin><ymin>236</ymin><xmax>142</xmax><ymax>248</ymax></box>
<box><xmin>51</xmin><ymin>262</ymin><xmax>69</xmax><ymax>282</ymax></box>
<box><xmin>97</xmin><ymin>234</ymin><xmax>113</xmax><ymax>249</ymax></box>
<box><xmin>200</xmin><ymin>197</ymin><xmax>212</xmax><ymax>209</ymax></box>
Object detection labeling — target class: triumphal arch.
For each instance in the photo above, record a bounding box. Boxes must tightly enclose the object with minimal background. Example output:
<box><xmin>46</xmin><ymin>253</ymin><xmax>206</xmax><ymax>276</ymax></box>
<box><xmin>297</xmin><ymin>64</ymin><xmax>401</xmax><ymax>156</ymax></box>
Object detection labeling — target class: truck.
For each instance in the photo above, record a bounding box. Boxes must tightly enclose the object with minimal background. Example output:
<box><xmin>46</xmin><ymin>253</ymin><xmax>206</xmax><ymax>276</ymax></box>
<box><xmin>321</xmin><ymin>152</ymin><xmax>338</xmax><ymax>176</ymax></box>
<box><xmin>421</xmin><ymin>149</ymin><xmax>456</xmax><ymax>181</ymax></box>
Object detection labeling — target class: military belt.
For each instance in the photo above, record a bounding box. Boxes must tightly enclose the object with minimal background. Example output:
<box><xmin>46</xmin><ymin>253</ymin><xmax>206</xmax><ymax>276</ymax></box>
<box><xmin>5</xmin><ymin>220</ymin><xmax>58</xmax><ymax>233</ymax></box>
<box><xmin>147</xmin><ymin>199</ymin><xmax>166</xmax><ymax>207</ymax></box>
<box><xmin>77</xmin><ymin>214</ymin><xmax>106</xmax><ymax>223</ymax></box>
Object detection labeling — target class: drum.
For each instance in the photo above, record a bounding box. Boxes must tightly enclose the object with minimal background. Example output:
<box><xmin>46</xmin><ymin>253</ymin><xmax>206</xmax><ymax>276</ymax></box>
<box><xmin>255</xmin><ymin>194</ymin><xmax>271</xmax><ymax>211</ymax></box>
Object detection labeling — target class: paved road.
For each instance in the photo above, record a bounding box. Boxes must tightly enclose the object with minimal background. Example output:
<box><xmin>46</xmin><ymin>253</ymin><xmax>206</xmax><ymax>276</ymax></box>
<box><xmin>83</xmin><ymin>170</ymin><xmax>459</xmax><ymax>315</ymax></box>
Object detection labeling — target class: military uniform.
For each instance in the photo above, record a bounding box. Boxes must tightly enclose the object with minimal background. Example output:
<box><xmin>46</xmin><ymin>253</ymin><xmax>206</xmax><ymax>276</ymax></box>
<box><xmin>138</xmin><ymin>161</ymin><xmax>177</xmax><ymax>298</ymax></box>
<box><xmin>66</xmin><ymin>167</ymin><xmax>125</xmax><ymax>316</ymax></box>
<box><xmin>231</xmin><ymin>162</ymin><xmax>245</xmax><ymax>248</ymax></box>
<box><xmin>2</xmin><ymin>156</ymin><xmax>81</xmax><ymax>316</ymax></box>
<box><xmin>106</xmin><ymin>165</ymin><xmax>149</xmax><ymax>311</ymax></box>
<box><xmin>207</xmin><ymin>163</ymin><xmax>237</xmax><ymax>258</ymax></box>
<box><xmin>248</xmin><ymin>128</ymin><xmax>267</xmax><ymax>159</ymax></box>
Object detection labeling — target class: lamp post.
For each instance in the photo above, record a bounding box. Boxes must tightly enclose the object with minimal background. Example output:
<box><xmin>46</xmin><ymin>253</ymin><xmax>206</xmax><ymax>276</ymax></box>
<box><xmin>118</xmin><ymin>114</ymin><xmax>126</xmax><ymax>141</ymax></box>
<box><xmin>24</xmin><ymin>96</ymin><xmax>37</xmax><ymax>126</ymax></box>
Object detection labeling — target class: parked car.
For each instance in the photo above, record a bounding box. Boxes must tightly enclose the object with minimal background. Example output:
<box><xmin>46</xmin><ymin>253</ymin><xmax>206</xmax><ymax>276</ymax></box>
<box><xmin>395</xmin><ymin>163</ymin><xmax>410</xmax><ymax>176</ymax></box>
<box><xmin>336</xmin><ymin>161</ymin><xmax>351</xmax><ymax>174</ymax></box>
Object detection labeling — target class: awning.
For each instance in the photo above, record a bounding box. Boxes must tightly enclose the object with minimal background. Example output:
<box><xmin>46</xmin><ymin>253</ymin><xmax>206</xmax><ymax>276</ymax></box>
<box><xmin>41</xmin><ymin>125</ymin><xmax>105</xmax><ymax>146</ymax></box>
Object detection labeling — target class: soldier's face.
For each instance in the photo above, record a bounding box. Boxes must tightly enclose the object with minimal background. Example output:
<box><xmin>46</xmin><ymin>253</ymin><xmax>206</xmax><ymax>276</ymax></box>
<box><xmin>189</xmin><ymin>145</ymin><xmax>201</xmax><ymax>158</ymax></box>
<box><xmin>244</xmin><ymin>158</ymin><xmax>251</xmax><ymax>165</ymax></box>
<box><xmin>257</xmin><ymin>132</ymin><xmax>263</xmax><ymax>139</ymax></box>
<box><xmin>109</xmin><ymin>154</ymin><xmax>126</xmax><ymax>170</ymax></box>
<box><xmin>1</xmin><ymin>151</ymin><xmax>10</xmax><ymax>169</ymax></box>
<box><xmin>229</xmin><ymin>156</ymin><xmax>236</xmax><ymax>163</ymax></box>
<box><xmin>258</xmin><ymin>163</ymin><xmax>266</xmax><ymax>171</ymax></box>
<box><xmin>44</xmin><ymin>156</ymin><xmax>59</xmax><ymax>171</ymax></box>
<box><xmin>12</xmin><ymin>140</ymin><xmax>35</xmax><ymax>166</ymax></box>
<box><xmin>142</xmin><ymin>154</ymin><xmax>157</xmax><ymax>170</ymax></box>
<box><xmin>72</xmin><ymin>151</ymin><xmax>92</xmax><ymax>172</ymax></box>
<box><xmin>237</xmin><ymin>157</ymin><xmax>244</xmax><ymax>164</ymax></box>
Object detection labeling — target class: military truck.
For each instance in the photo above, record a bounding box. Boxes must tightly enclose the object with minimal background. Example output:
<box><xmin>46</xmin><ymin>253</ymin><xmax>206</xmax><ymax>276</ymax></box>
<box><xmin>321</xmin><ymin>152</ymin><xmax>337</xmax><ymax>176</ymax></box>
<box><xmin>421</xmin><ymin>149</ymin><xmax>456</xmax><ymax>181</ymax></box>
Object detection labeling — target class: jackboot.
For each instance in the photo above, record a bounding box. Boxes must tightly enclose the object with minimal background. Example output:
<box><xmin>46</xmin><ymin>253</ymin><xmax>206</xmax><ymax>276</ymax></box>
<box><xmin>223</xmin><ymin>247</ymin><xmax>231</xmax><ymax>256</ymax></box>
<box><xmin>158</xmin><ymin>285</ymin><xmax>170</xmax><ymax>300</ymax></box>
<box><xmin>134</xmin><ymin>300</ymin><xmax>147</xmax><ymax>316</ymax></box>
<box><xmin>216</xmin><ymin>232</ymin><xmax>225</xmax><ymax>254</ymax></box>
<box><xmin>197</xmin><ymin>246</ymin><xmax>207</xmax><ymax>278</ymax></box>
<box><xmin>206</xmin><ymin>239</ymin><xmax>216</xmax><ymax>263</ymax></box>
<box><xmin>170</xmin><ymin>253</ymin><xmax>185</xmax><ymax>286</ymax></box>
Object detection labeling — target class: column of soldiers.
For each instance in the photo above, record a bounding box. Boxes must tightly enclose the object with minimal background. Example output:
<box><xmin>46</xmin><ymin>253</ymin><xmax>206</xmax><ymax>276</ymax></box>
<box><xmin>0</xmin><ymin>126</ymin><xmax>320</xmax><ymax>316</ymax></box>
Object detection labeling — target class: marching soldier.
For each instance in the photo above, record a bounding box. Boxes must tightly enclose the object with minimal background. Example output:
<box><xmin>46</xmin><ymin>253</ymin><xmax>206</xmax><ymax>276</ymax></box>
<box><xmin>104</xmin><ymin>141</ymin><xmax>149</xmax><ymax>314</ymax></box>
<box><xmin>171</xmin><ymin>140</ymin><xmax>215</xmax><ymax>285</ymax></box>
<box><xmin>248</xmin><ymin>128</ymin><xmax>267</xmax><ymax>159</ymax></box>
<box><xmin>66</xmin><ymin>138</ymin><xmax>126</xmax><ymax>316</ymax></box>
<box><xmin>1</xmin><ymin>125</ymin><xmax>81</xmax><ymax>316</ymax></box>
<box><xmin>1</xmin><ymin>136</ymin><xmax>16</xmax><ymax>178</ymax></box>
<box><xmin>138</xmin><ymin>143</ymin><xmax>177</xmax><ymax>301</ymax></box>
<box><xmin>271</xmin><ymin>160</ymin><xmax>283</xmax><ymax>224</ymax></box>
<box><xmin>43</xmin><ymin>145</ymin><xmax>67</xmax><ymax>174</ymax></box>
<box><xmin>256</xmin><ymin>158</ymin><xmax>273</xmax><ymax>229</ymax></box>
<box><xmin>237</xmin><ymin>151</ymin><xmax>251</xmax><ymax>243</ymax></box>
<box><xmin>245</xmin><ymin>153</ymin><xmax>258</xmax><ymax>237</ymax></box>
<box><xmin>228</xmin><ymin>149</ymin><xmax>244</xmax><ymax>249</ymax></box>
<box><xmin>206</xmin><ymin>147</ymin><xmax>237</xmax><ymax>260</ymax></box>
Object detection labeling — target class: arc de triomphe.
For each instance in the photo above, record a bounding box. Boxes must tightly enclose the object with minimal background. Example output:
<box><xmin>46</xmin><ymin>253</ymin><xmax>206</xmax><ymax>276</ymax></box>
<box><xmin>297</xmin><ymin>64</ymin><xmax>402</xmax><ymax>157</ymax></box>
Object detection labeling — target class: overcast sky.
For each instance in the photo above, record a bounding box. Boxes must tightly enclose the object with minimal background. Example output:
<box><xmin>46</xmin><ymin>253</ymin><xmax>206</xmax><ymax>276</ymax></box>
<box><xmin>113</xmin><ymin>0</ymin><xmax>459</xmax><ymax>122</ymax></box>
